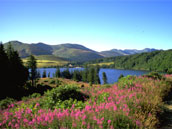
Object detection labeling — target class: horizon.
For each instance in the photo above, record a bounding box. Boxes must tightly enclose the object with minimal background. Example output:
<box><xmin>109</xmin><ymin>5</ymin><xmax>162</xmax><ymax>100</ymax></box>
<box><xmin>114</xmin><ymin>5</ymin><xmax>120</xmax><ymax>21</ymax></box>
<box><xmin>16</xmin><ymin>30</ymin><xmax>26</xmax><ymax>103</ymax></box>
<box><xmin>1</xmin><ymin>0</ymin><xmax>172</xmax><ymax>51</ymax></box>
<box><xmin>3</xmin><ymin>40</ymin><xmax>161</xmax><ymax>52</ymax></box>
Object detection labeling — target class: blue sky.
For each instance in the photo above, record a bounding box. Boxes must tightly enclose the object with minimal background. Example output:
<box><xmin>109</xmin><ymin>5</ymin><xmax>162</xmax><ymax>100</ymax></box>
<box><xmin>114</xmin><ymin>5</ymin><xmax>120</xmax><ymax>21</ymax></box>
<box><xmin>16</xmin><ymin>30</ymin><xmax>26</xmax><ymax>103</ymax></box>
<box><xmin>1</xmin><ymin>0</ymin><xmax>172</xmax><ymax>51</ymax></box>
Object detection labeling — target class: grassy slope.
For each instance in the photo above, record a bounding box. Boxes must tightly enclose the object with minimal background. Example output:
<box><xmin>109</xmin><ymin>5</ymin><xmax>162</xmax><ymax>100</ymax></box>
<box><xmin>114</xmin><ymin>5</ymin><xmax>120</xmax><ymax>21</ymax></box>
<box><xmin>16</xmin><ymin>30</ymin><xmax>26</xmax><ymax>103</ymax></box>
<box><xmin>22</xmin><ymin>55</ymin><xmax>68</xmax><ymax>67</ymax></box>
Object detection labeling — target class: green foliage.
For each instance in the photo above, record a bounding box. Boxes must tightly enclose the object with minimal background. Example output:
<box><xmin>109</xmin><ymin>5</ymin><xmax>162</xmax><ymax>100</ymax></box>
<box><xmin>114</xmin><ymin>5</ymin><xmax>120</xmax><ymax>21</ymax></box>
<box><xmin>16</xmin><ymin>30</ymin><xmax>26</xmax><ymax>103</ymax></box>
<box><xmin>102</xmin><ymin>72</ymin><xmax>107</xmax><ymax>84</ymax></box>
<box><xmin>167</xmin><ymin>69</ymin><xmax>172</xmax><ymax>74</ymax></box>
<box><xmin>39</xmin><ymin>85</ymin><xmax>89</xmax><ymax>109</ymax></box>
<box><xmin>61</xmin><ymin>68</ymin><xmax>71</xmax><ymax>79</ymax></box>
<box><xmin>30</xmin><ymin>93</ymin><xmax>41</xmax><ymax>98</ymax></box>
<box><xmin>144</xmin><ymin>72</ymin><xmax>164</xmax><ymax>80</ymax></box>
<box><xmin>55</xmin><ymin>67</ymin><xmax>61</xmax><ymax>77</ymax></box>
<box><xmin>0</xmin><ymin>98</ymin><xmax>15</xmax><ymax>110</ymax></box>
<box><xmin>42</xmin><ymin>70</ymin><xmax>47</xmax><ymax>78</ymax></box>
<box><xmin>96</xmin><ymin>92</ymin><xmax>109</xmax><ymax>103</ymax></box>
<box><xmin>118</xmin><ymin>75</ymin><xmax>135</xmax><ymax>89</ymax></box>
<box><xmin>118</xmin><ymin>74</ymin><xmax>124</xmax><ymax>80</ymax></box>
<box><xmin>27</xmin><ymin>55</ymin><xmax>37</xmax><ymax>86</ymax></box>
<box><xmin>87</xmin><ymin>50</ymin><xmax>172</xmax><ymax>72</ymax></box>
<box><xmin>22</xmin><ymin>93</ymin><xmax>41</xmax><ymax>101</ymax></box>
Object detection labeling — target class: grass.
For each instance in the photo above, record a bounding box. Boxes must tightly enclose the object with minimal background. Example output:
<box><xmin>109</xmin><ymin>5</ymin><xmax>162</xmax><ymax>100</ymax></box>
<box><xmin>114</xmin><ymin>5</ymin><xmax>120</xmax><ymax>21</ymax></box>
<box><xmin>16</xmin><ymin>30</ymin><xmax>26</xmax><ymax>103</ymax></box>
<box><xmin>22</xmin><ymin>55</ymin><xmax>68</xmax><ymax>68</ymax></box>
<box><xmin>90</xmin><ymin>62</ymin><xmax>114</xmax><ymax>66</ymax></box>
<box><xmin>37</xmin><ymin>77</ymin><xmax>100</xmax><ymax>88</ymax></box>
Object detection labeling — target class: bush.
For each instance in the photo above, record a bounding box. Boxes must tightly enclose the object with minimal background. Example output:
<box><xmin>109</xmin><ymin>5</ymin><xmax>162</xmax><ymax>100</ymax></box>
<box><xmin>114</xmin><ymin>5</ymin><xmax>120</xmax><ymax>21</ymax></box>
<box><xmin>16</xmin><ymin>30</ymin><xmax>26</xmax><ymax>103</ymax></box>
<box><xmin>40</xmin><ymin>84</ymin><xmax>89</xmax><ymax>109</ymax></box>
<box><xmin>118</xmin><ymin>74</ymin><xmax>124</xmax><ymax>80</ymax></box>
<box><xmin>30</xmin><ymin>93</ymin><xmax>41</xmax><ymax>98</ymax></box>
<box><xmin>0</xmin><ymin>97</ymin><xmax>15</xmax><ymax>110</ymax></box>
<box><xmin>144</xmin><ymin>72</ymin><xmax>164</xmax><ymax>80</ymax></box>
<box><xmin>117</xmin><ymin>75</ymin><xmax>136</xmax><ymax>89</ymax></box>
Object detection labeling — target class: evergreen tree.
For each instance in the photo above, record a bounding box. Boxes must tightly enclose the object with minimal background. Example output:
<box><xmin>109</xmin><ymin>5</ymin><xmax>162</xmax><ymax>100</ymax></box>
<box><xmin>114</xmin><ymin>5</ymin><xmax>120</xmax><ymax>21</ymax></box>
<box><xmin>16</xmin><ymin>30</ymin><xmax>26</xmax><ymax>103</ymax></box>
<box><xmin>62</xmin><ymin>68</ymin><xmax>71</xmax><ymax>79</ymax></box>
<box><xmin>27</xmin><ymin>55</ymin><xmax>37</xmax><ymax>86</ymax></box>
<box><xmin>36</xmin><ymin>70</ymin><xmax>41</xmax><ymax>78</ymax></box>
<box><xmin>88</xmin><ymin>67</ymin><xmax>95</xmax><ymax>85</ymax></box>
<box><xmin>55</xmin><ymin>67</ymin><xmax>61</xmax><ymax>78</ymax></box>
<box><xmin>94</xmin><ymin>65</ymin><xmax>100</xmax><ymax>84</ymax></box>
<box><xmin>0</xmin><ymin>43</ymin><xmax>28</xmax><ymax>99</ymax></box>
<box><xmin>48</xmin><ymin>72</ymin><xmax>50</xmax><ymax>77</ymax></box>
<box><xmin>102</xmin><ymin>72</ymin><xmax>107</xmax><ymax>84</ymax></box>
<box><xmin>0</xmin><ymin>43</ymin><xmax>9</xmax><ymax>99</ymax></box>
<box><xmin>73</xmin><ymin>70</ymin><xmax>78</xmax><ymax>81</ymax></box>
<box><xmin>82</xmin><ymin>65</ymin><xmax>88</xmax><ymax>82</ymax></box>
<box><xmin>42</xmin><ymin>70</ymin><xmax>47</xmax><ymax>78</ymax></box>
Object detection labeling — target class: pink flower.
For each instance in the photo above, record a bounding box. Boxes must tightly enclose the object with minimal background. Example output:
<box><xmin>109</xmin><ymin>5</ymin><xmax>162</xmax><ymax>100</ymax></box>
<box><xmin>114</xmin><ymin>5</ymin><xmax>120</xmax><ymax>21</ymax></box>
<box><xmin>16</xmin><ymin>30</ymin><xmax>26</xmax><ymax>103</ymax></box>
<box><xmin>108</xmin><ymin>120</ymin><xmax>111</xmax><ymax>124</ymax></box>
<box><xmin>113</xmin><ymin>105</ymin><xmax>117</xmax><ymax>111</ymax></box>
<box><xmin>82</xmin><ymin>121</ymin><xmax>86</xmax><ymax>125</ymax></box>
<box><xmin>23</xmin><ymin>118</ymin><xmax>29</xmax><ymax>123</ymax></box>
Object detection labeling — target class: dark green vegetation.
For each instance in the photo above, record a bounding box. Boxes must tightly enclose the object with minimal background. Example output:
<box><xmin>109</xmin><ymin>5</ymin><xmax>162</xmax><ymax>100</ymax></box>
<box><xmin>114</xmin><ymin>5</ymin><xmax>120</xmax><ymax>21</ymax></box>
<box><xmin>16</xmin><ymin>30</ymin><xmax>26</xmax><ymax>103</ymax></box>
<box><xmin>4</xmin><ymin>41</ymin><xmax>103</xmax><ymax>62</ymax></box>
<box><xmin>0</xmin><ymin>43</ymin><xmax>29</xmax><ymax>99</ymax></box>
<box><xmin>87</xmin><ymin>50</ymin><xmax>172</xmax><ymax>72</ymax></box>
<box><xmin>102</xmin><ymin>72</ymin><xmax>107</xmax><ymax>84</ymax></box>
<box><xmin>27</xmin><ymin>55</ymin><xmax>37</xmax><ymax>86</ymax></box>
<box><xmin>42</xmin><ymin>65</ymin><xmax>100</xmax><ymax>85</ymax></box>
<box><xmin>0</xmin><ymin>43</ymin><xmax>52</xmax><ymax>100</ymax></box>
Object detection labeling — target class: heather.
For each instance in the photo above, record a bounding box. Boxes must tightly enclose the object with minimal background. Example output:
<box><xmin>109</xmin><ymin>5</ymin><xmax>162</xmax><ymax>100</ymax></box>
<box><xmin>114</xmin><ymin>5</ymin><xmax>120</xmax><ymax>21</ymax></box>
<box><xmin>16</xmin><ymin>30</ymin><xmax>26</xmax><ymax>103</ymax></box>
<box><xmin>0</xmin><ymin>75</ymin><xmax>172</xmax><ymax>129</ymax></box>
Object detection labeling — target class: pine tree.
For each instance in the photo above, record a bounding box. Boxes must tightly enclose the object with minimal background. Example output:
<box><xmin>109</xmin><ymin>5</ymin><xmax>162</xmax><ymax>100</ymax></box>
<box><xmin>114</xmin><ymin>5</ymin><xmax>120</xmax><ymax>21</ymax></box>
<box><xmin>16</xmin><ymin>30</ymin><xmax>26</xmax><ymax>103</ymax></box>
<box><xmin>0</xmin><ymin>43</ymin><xmax>9</xmax><ymax>99</ymax></box>
<box><xmin>42</xmin><ymin>70</ymin><xmax>47</xmax><ymax>78</ymax></box>
<box><xmin>94</xmin><ymin>65</ymin><xmax>100</xmax><ymax>84</ymax></box>
<box><xmin>88</xmin><ymin>67</ymin><xmax>94</xmax><ymax>85</ymax></box>
<box><xmin>82</xmin><ymin>65</ymin><xmax>88</xmax><ymax>82</ymax></box>
<box><xmin>73</xmin><ymin>70</ymin><xmax>78</xmax><ymax>81</ymax></box>
<box><xmin>102</xmin><ymin>72</ymin><xmax>107</xmax><ymax>84</ymax></box>
<box><xmin>27</xmin><ymin>55</ymin><xmax>37</xmax><ymax>86</ymax></box>
<box><xmin>48</xmin><ymin>72</ymin><xmax>50</xmax><ymax>77</ymax></box>
<box><xmin>55</xmin><ymin>67</ymin><xmax>61</xmax><ymax>78</ymax></box>
<box><xmin>1</xmin><ymin>43</ymin><xmax>28</xmax><ymax>99</ymax></box>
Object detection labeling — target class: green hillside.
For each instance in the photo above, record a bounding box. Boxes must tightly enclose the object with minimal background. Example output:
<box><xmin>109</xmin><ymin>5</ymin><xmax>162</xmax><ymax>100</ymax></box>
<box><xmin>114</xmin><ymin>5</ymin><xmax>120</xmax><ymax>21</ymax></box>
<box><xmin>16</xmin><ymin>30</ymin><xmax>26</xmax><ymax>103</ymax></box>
<box><xmin>4</xmin><ymin>41</ymin><xmax>103</xmax><ymax>62</ymax></box>
<box><xmin>87</xmin><ymin>50</ymin><xmax>172</xmax><ymax>72</ymax></box>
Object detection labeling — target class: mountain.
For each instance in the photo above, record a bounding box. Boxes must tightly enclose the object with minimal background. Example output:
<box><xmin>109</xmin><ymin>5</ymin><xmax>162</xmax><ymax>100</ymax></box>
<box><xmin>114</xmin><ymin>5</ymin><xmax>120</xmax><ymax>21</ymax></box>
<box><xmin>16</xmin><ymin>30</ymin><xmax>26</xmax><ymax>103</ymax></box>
<box><xmin>4</xmin><ymin>41</ymin><xmax>103</xmax><ymax>62</ymax></box>
<box><xmin>100</xmin><ymin>48</ymin><xmax>158</xmax><ymax>57</ymax></box>
<box><xmin>4</xmin><ymin>40</ymin><xmax>159</xmax><ymax>62</ymax></box>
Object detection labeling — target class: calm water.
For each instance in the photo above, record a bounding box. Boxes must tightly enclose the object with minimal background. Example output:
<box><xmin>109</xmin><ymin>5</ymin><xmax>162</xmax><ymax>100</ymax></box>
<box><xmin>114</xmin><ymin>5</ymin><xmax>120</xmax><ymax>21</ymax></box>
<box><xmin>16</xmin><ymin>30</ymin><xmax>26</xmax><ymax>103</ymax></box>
<box><xmin>38</xmin><ymin>68</ymin><xmax>149</xmax><ymax>84</ymax></box>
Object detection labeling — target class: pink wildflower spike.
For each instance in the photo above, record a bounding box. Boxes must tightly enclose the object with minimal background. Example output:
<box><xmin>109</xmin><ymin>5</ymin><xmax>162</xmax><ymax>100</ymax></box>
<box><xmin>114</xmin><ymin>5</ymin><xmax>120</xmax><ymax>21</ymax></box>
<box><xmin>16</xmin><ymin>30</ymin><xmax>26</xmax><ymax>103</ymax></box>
<box><xmin>113</xmin><ymin>105</ymin><xmax>117</xmax><ymax>111</ymax></box>
<box><xmin>108</xmin><ymin>120</ymin><xmax>111</xmax><ymax>124</ymax></box>
<box><xmin>82</xmin><ymin>121</ymin><xmax>86</xmax><ymax>125</ymax></box>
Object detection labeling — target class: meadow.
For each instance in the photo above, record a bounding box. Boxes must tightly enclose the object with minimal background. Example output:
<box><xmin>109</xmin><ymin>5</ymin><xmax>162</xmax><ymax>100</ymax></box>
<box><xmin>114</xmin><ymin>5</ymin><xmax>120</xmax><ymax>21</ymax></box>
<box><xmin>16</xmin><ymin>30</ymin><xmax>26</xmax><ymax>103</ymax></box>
<box><xmin>0</xmin><ymin>74</ymin><xmax>172</xmax><ymax>129</ymax></box>
<box><xmin>22</xmin><ymin>55</ymin><xmax>68</xmax><ymax>68</ymax></box>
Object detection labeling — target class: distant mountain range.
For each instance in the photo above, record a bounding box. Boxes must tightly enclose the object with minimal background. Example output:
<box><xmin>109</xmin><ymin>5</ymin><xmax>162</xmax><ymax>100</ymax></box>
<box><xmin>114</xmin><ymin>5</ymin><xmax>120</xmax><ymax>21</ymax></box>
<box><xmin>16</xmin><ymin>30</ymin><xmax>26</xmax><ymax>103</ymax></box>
<box><xmin>4</xmin><ymin>41</ymin><xmax>159</xmax><ymax>62</ymax></box>
<box><xmin>100</xmin><ymin>48</ymin><xmax>158</xmax><ymax>57</ymax></box>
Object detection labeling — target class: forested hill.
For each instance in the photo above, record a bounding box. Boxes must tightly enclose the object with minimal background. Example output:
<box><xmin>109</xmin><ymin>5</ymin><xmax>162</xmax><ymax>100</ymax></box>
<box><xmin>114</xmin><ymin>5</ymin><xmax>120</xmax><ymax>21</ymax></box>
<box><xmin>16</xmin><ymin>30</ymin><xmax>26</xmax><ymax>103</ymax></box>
<box><xmin>88</xmin><ymin>50</ymin><xmax>172</xmax><ymax>72</ymax></box>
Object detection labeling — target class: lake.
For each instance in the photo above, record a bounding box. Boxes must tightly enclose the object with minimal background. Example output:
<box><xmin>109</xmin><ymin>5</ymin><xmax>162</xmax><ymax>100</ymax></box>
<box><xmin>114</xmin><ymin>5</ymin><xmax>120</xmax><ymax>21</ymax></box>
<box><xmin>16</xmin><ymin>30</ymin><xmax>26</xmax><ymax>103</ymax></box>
<box><xmin>37</xmin><ymin>68</ymin><xmax>149</xmax><ymax>84</ymax></box>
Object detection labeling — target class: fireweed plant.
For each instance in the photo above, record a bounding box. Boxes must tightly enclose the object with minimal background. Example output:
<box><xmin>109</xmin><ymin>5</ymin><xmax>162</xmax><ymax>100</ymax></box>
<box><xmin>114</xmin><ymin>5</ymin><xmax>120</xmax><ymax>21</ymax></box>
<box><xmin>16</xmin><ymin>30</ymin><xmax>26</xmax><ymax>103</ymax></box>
<box><xmin>0</xmin><ymin>75</ymin><xmax>172</xmax><ymax>129</ymax></box>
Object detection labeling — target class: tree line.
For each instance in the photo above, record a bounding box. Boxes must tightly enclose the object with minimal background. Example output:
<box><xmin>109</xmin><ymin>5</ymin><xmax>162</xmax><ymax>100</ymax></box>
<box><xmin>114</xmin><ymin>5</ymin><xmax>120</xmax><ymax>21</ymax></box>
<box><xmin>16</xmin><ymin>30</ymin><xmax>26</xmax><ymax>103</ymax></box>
<box><xmin>0</xmin><ymin>43</ymin><xmax>50</xmax><ymax>100</ymax></box>
<box><xmin>0</xmin><ymin>43</ymin><xmax>28</xmax><ymax>99</ymax></box>
<box><xmin>85</xmin><ymin>50</ymin><xmax>172</xmax><ymax>73</ymax></box>
<box><xmin>40</xmin><ymin>65</ymin><xmax>108</xmax><ymax>85</ymax></box>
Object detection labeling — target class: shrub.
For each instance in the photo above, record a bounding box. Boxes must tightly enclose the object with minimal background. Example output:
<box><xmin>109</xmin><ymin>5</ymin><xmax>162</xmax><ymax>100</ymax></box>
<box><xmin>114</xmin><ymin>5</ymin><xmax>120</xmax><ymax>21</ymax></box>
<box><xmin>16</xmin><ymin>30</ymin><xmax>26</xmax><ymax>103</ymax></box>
<box><xmin>0</xmin><ymin>97</ymin><xmax>15</xmax><ymax>110</ymax></box>
<box><xmin>40</xmin><ymin>84</ymin><xmax>89</xmax><ymax>109</ymax></box>
<box><xmin>144</xmin><ymin>72</ymin><xmax>164</xmax><ymax>80</ymax></box>
<box><xmin>118</xmin><ymin>74</ymin><xmax>124</xmax><ymax>80</ymax></box>
<box><xmin>50</xmin><ymin>80</ymin><xmax>56</xmax><ymax>84</ymax></box>
<box><xmin>117</xmin><ymin>75</ymin><xmax>135</xmax><ymax>89</ymax></box>
<box><xmin>30</xmin><ymin>93</ymin><xmax>41</xmax><ymax>98</ymax></box>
